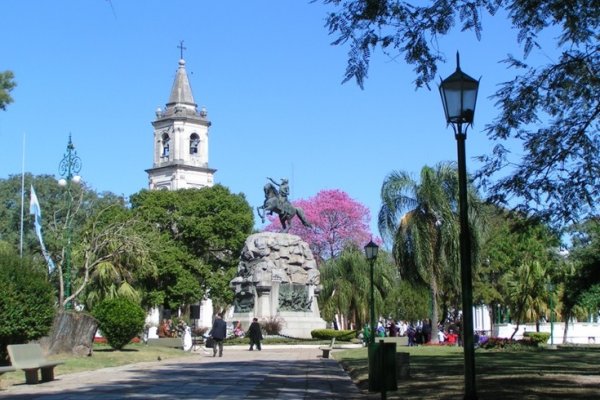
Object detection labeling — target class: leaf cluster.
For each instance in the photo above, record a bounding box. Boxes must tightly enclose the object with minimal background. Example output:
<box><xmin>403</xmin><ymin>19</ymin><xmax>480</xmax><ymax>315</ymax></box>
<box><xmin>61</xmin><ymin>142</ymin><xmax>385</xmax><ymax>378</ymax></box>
<box><xmin>0</xmin><ymin>70</ymin><xmax>16</xmax><ymax>110</ymax></box>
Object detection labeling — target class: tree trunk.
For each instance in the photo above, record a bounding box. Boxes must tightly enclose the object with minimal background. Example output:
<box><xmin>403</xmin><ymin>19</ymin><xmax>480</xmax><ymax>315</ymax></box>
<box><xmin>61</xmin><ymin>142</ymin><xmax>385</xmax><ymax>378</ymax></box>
<box><xmin>430</xmin><ymin>279</ymin><xmax>439</xmax><ymax>344</ymax></box>
<box><xmin>38</xmin><ymin>310</ymin><xmax>98</xmax><ymax>356</ymax></box>
<box><xmin>562</xmin><ymin>313</ymin><xmax>571</xmax><ymax>344</ymax></box>
<box><xmin>510</xmin><ymin>322</ymin><xmax>520</xmax><ymax>339</ymax></box>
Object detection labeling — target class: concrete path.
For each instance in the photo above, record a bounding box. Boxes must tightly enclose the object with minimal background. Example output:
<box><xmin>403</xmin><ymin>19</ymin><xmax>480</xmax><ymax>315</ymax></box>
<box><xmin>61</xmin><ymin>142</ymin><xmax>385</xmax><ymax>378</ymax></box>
<box><xmin>0</xmin><ymin>346</ymin><xmax>367</xmax><ymax>399</ymax></box>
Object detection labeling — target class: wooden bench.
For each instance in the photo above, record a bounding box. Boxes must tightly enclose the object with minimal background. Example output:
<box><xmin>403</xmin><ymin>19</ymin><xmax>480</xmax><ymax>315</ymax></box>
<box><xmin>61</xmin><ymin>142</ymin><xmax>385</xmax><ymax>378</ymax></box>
<box><xmin>380</xmin><ymin>336</ymin><xmax>409</xmax><ymax>346</ymax></box>
<box><xmin>319</xmin><ymin>338</ymin><xmax>336</xmax><ymax>358</ymax></box>
<box><xmin>0</xmin><ymin>366</ymin><xmax>16</xmax><ymax>376</ymax></box>
<box><xmin>7</xmin><ymin>344</ymin><xmax>64</xmax><ymax>384</ymax></box>
<box><xmin>146</xmin><ymin>337</ymin><xmax>182</xmax><ymax>349</ymax></box>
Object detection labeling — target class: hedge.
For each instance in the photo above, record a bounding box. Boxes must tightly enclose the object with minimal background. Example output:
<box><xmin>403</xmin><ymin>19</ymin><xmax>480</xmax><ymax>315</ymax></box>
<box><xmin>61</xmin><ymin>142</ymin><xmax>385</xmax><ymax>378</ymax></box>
<box><xmin>311</xmin><ymin>329</ymin><xmax>357</xmax><ymax>341</ymax></box>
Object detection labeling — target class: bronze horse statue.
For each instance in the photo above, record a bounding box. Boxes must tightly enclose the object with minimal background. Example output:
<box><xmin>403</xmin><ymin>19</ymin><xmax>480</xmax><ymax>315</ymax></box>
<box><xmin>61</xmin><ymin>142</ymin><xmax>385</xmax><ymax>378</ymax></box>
<box><xmin>257</xmin><ymin>183</ymin><xmax>311</xmax><ymax>233</ymax></box>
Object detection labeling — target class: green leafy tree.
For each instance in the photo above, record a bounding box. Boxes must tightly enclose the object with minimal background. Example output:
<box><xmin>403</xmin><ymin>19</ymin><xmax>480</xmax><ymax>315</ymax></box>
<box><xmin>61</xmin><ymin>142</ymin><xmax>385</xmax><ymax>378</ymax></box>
<box><xmin>320</xmin><ymin>0</ymin><xmax>599</xmax><ymax>227</ymax></box>
<box><xmin>578</xmin><ymin>284</ymin><xmax>600</xmax><ymax>321</ymax></box>
<box><xmin>79</xmin><ymin>205</ymin><xmax>158</xmax><ymax>311</ymax></box>
<box><xmin>475</xmin><ymin>205</ymin><xmax>560</xmax><ymax>328</ymax></box>
<box><xmin>130</xmin><ymin>185</ymin><xmax>253</xmax><ymax>310</ymax></box>
<box><xmin>478</xmin><ymin>206</ymin><xmax>561</xmax><ymax>322</ymax></box>
<box><xmin>319</xmin><ymin>245</ymin><xmax>396</xmax><ymax>329</ymax></box>
<box><xmin>384</xmin><ymin>279</ymin><xmax>431</xmax><ymax>323</ymax></box>
<box><xmin>92</xmin><ymin>297</ymin><xmax>145</xmax><ymax>350</ymax></box>
<box><xmin>0</xmin><ymin>174</ymin><xmax>154</xmax><ymax>310</ymax></box>
<box><xmin>0</xmin><ymin>245</ymin><xmax>55</xmax><ymax>363</ymax></box>
<box><xmin>0</xmin><ymin>70</ymin><xmax>16</xmax><ymax>110</ymax></box>
<box><xmin>561</xmin><ymin>218</ymin><xmax>600</xmax><ymax>339</ymax></box>
<box><xmin>378</xmin><ymin>162</ymin><xmax>482</xmax><ymax>343</ymax></box>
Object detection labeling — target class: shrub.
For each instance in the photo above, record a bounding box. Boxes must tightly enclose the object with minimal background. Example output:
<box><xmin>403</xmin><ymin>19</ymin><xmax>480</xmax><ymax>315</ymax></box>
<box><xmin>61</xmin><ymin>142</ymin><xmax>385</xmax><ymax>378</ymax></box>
<box><xmin>524</xmin><ymin>331</ymin><xmax>551</xmax><ymax>346</ymax></box>
<box><xmin>92</xmin><ymin>298</ymin><xmax>145</xmax><ymax>350</ymax></box>
<box><xmin>261</xmin><ymin>317</ymin><xmax>284</xmax><ymax>335</ymax></box>
<box><xmin>481</xmin><ymin>337</ymin><xmax>539</xmax><ymax>350</ymax></box>
<box><xmin>0</xmin><ymin>248</ymin><xmax>55</xmax><ymax>364</ymax></box>
<box><xmin>311</xmin><ymin>329</ymin><xmax>357</xmax><ymax>341</ymax></box>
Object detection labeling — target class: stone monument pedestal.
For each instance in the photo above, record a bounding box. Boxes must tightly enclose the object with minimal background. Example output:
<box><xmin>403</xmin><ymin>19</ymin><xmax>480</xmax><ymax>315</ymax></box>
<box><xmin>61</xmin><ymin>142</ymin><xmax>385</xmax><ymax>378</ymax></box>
<box><xmin>230</xmin><ymin>232</ymin><xmax>326</xmax><ymax>338</ymax></box>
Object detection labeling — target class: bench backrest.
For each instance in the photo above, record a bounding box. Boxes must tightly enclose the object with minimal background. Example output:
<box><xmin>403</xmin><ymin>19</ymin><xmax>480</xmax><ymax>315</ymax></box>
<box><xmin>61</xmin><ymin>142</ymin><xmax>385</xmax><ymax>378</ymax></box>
<box><xmin>330</xmin><ymin>337</ymin><xmax>336</xmax><ymax>347</ymax></box>
<box><xmin>7</xmin><ymin>344</ymin><xmax>46</xmax><ymax>368</ymax></box>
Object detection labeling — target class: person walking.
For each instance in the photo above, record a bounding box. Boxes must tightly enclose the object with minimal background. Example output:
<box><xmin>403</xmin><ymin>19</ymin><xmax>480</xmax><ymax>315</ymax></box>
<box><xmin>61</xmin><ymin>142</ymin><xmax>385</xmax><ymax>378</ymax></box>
<box><xmin>209</xmin><ymin>313</ymin><xmax>227</xmax><ymax>357</ymax></box>
<box><xmin>247</xmin><ymin>318</ymin><xmax>263</xmax><ymax>351</ymax></box>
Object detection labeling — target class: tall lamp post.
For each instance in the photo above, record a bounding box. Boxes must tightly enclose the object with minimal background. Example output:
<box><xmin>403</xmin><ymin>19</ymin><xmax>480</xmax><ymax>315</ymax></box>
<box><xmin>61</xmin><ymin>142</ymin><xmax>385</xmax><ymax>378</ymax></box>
<box><xmin>364</xmin><ymin>240</ymin><xmax>379</xmax><ymax>344</ymax></box>
<box><xmin>546</xmin><ymin>282</ymin><xmax>555</xmax><ymax>346</ymax></box>
<box><xmin>58</xmin><ymin>135</ymin><xmax>82</xmax><ymax>310</ymax></box>
<box><xmin>439</xmin><ymin>52</ymin><xmax>480</xmax><ymax>400</ymax></box>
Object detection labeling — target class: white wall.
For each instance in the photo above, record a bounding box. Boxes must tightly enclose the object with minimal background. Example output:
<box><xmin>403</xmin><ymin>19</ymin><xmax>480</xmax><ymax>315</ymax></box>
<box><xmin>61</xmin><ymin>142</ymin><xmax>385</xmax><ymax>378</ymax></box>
<box><xmin>494</xmin><ymin>322</ymin><xmax>600</xmax><ymax>344</ymax></box>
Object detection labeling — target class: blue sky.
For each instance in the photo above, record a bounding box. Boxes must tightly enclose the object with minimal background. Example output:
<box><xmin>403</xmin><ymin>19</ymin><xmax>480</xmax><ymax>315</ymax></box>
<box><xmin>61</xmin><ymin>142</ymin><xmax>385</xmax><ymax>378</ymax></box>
<box><xmin>0</xmin><ymin>1</ymin><xmax>559</xmax><ymax>238</ymax></box>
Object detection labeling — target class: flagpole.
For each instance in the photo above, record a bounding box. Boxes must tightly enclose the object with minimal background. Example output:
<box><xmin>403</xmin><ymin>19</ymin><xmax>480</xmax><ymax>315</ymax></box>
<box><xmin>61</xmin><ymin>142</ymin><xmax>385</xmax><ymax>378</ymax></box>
<box><xmin>19</xmin><ymin>133</ymin><xmax>26</xmax><ymax>258</ymax></box>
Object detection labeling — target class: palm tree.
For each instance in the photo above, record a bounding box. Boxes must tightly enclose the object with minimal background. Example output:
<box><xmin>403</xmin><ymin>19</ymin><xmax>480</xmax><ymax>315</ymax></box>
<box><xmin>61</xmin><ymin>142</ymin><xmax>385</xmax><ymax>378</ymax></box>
<box><xmin>378</xmin><ymin>162</ymin><xmax>481</xmax><ymax>343</ymax></box>
<box><xmin>505</xmin><ymin>260</ymin><xmax>549</xmax><ymax>338</ymax></box>
<box><xmin>319</xmin><ymin>245</ymin><xmax>395</xmax><ymax>330</ymax></box>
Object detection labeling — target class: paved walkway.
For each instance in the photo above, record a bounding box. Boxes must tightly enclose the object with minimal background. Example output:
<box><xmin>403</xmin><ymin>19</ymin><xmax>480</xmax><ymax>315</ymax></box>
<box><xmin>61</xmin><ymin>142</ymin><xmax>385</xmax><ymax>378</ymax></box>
<box><xmin>0</xmin><ymin>346</ymin><xmax>367</xmax><ymax>399</ymax></box>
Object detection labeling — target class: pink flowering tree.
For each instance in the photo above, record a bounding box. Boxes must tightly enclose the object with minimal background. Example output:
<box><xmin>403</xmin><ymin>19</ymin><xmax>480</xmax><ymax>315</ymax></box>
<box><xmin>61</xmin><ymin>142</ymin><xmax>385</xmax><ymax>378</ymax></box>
<box><xmin>264</xmin><ymin>189</ymin><xmax>372</xmax><ymax>263</ymax></box>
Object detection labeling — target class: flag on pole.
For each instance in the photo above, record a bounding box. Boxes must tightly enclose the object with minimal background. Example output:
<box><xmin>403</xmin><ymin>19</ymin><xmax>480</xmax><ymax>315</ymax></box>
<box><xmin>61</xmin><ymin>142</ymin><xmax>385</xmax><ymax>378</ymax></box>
<box><xmin>30</xmin><ymin>185</ymin><xmax>43</xmax><ymax>239</ymax></box>
<box><xmin>29</xmin><ymin>185</ymin><xmax>56</xmax><ymax>273</ymax></box>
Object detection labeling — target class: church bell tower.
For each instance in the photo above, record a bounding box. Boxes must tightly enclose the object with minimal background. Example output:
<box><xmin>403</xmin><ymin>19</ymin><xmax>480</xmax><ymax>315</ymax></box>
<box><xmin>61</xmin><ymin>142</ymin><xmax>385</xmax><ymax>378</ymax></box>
<box><xmin>146</xmin><ymin>55</ymin><xmax>216</xmax><ymax>190</ymax></box>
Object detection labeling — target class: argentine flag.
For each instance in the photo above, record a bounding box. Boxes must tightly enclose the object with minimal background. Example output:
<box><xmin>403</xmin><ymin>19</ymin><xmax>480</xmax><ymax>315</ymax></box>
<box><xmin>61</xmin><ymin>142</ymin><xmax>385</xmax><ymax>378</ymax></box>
<box><xmin>30</xmin><ymin>185</ymin><xmax>43</xmax><ymax>239</ymax></box>
<box><xmin>29</xmin><ymin>185</ymin><xmax>56</xmax><ymax>273</ymax></box>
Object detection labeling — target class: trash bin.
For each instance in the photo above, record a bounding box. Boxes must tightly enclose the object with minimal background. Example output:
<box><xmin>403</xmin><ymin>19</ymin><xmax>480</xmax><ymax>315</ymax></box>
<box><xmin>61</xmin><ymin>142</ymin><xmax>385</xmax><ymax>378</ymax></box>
<box><xmin>368</xmin><ymin>340</ymin><xmax>398</xmax><ymax>392</ymax></box>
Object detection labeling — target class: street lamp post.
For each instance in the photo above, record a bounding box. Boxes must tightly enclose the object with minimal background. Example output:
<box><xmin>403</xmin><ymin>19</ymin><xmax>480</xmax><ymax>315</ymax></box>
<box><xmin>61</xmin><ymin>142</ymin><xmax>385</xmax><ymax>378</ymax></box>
<box><xmin>546</xmin><ymin>282</ymin><xmax>555</xmax><ymax>346</ymax></box>
<box><xmin>364</xmin><ymin>240</ymin><xmax>379</xmax><ymax>344</ymax></box>
<box><xmin>58</xmin><ymin>135</ymin><xmax>82</xmax><ymax>310</ymax></box>
<box><xmin>439</xmin><ymin>52</ymin><xmax>480</xmax><ymax>400</ymax></box>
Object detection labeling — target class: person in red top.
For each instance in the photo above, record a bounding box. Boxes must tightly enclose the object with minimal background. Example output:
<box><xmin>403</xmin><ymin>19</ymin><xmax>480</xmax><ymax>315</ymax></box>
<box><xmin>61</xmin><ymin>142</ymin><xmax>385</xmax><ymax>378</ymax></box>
<box><xmin>447</xmin><ymin>330</ymin><xmax>458</xmax><ymax>345</ymax></box>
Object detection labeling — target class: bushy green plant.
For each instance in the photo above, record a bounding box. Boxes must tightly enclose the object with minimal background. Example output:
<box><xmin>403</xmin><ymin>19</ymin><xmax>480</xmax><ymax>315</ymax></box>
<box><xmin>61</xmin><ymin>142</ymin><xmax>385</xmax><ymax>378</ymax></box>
<box><xmin>0</xmin><ymin>247</ymin><xmax>55</xmax><ymax>364</ymax></box>
<box><xmin>311</xmin><ymin>329</ymin><xmax>357</xmax><ymax>341</ymax></box>
<box><xmin>524</xmin><ymin>331</ymin><xmax>551</xmax><ymax>346</ymax></box>
<box><xmin>92</xmin><ymin>298</ymin><xmax>145</xmax><ymax>350</ymax></box>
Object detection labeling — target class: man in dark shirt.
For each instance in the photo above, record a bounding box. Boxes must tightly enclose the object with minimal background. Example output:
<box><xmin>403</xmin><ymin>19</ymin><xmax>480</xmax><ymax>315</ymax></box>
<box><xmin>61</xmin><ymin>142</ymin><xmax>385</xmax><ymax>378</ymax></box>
<box><xmin>209</xmin><ymin>313</ymin><xmax>227</xmax><ymax>357</ymax></box>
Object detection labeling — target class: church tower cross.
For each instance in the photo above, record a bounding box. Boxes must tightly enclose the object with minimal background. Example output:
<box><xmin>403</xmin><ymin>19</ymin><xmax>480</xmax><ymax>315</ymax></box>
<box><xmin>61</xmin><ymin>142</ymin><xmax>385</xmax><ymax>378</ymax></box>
<box><xmin>178</xmin><ymin>40</ymin><xmax>187</xmax><ymax>59</ymax></box>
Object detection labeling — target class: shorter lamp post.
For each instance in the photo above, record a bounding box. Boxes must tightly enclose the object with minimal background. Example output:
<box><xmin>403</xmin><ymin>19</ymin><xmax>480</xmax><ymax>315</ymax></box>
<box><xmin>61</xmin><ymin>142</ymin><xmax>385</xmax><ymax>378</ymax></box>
<box><xmin>439</xmin><ymin>52</ymin><xmax>480</xmax><ymax>400</ymax></box>
<box><xmin>364</xmin><ymin>240</ymin><xmax>379</xmax><ymax>344</ymax></box>
<box><xmin>365</xmin><ymin>239</ymin><xmax>386</xmax><ymax>397</ymax></box>
<box><xmin>58</xmin><ymin>135</ymin><xmax>82</xmax><ymax>310</ymax></box>
<box><xmin>546</xmin><ymin>282</ymin><xmax>555</xmax><ymax>346</ymax></box>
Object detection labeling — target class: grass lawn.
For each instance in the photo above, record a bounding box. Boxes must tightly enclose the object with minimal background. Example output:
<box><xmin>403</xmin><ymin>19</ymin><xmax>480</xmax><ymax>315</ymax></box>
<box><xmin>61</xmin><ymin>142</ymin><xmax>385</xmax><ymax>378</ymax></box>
<box><xmin>0</xmin><ymin>343</ymin><xmax>194</xmax><ymax>389</ymax></box>
<box><xmin>335</xmin><ymin>345</ymin><xmax>600</xmax><ymax>399</ymax></box>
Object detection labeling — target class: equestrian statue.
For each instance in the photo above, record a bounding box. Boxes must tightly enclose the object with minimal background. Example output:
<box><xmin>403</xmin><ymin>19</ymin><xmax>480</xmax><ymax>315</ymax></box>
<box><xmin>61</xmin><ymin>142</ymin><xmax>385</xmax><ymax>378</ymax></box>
<box><xmin>257</xmin><ymin>177</ymin><xmax>312</xmax><ymax>233</ymax></box>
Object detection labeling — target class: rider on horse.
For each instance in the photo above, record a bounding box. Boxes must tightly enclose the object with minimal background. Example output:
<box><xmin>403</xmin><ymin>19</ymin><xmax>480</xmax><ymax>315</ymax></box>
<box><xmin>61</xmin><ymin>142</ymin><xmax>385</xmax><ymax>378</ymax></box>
<box><xmin>258</xmin><ymin>177</ymin><xmax>311</xmax><ymax>232</ymax></box>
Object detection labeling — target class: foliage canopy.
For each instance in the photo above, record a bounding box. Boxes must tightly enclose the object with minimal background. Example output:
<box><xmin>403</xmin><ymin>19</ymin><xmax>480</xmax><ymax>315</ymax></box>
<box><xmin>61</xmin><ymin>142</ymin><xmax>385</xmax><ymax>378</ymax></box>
<box><xmin>321</xmin><ymin>0</ymin><xmax>599</xmax><ymax>227</ymax></box>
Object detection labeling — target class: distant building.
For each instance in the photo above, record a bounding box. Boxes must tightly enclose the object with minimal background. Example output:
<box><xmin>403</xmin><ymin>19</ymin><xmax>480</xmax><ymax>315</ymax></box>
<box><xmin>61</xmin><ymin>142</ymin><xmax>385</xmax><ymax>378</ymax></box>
<box><xmin>146</xmin><ymin>57</ymin><xmax>216</xmax><ymax>190</ymax></box>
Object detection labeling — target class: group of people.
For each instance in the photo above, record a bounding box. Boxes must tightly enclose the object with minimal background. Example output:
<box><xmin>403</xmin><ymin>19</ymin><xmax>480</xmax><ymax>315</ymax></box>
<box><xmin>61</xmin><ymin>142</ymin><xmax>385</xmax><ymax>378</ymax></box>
<box><xmin>360</xmin><ymin>318</ymin><xmax>475</xmax><ymax>347</ymax></box>
<box><xmin>158</xmin><ymin>318</ymin><xmax>183</xmax><ymax>338</ymax></box>
<box><xmin>207</xmin><ymin>314</ymin><xmax>263</xmax><ymax>357</ymax></box>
